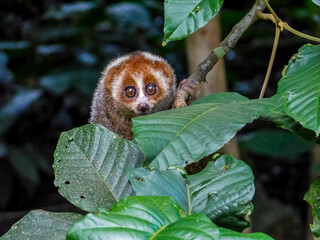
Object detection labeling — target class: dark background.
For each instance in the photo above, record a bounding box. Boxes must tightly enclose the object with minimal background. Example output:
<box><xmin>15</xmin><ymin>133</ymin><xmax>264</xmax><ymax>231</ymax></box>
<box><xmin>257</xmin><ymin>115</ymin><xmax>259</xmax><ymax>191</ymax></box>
<box><xmin>0</xmin><ymin>0</ymin><xmax>319</xmax><ymax>239</ymax></box>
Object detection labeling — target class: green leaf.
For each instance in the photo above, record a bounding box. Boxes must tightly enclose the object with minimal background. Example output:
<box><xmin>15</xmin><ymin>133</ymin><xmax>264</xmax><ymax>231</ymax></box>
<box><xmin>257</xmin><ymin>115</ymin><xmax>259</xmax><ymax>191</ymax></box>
<box><xmin>188</xmin><ymin>155</ymin><xmax>254</xmax><ymax>231</ymax></box>
<box><xmin>53</xmin><ymin>124</ymin><xmax>144</xmax><ymax>213</ymax></box>
<box><xmin>127</xmin><ymin>155</ymin><xmax>255</xmax><ymax>232</ymax></box>
<box><xmin>0</xmin><ymin>211</ymin><xmax>82</xmax><ymax>240</ymax></box>
<box><xmin>67</xmin><ymin>196</ymin><xmax>220</xmax><ymax>240</ymax></box>
<box><xmin>67</xmin><ymin>196</ymin><xmax>272</xmax><ymax>239</ymax></box>
<box><xmin>133</xmin><ymin>92</ymin><xmax>271</xmax><ymax>170</ymax></box>
<box><xmin>219</xmin><ymin>227</ymin><xmax>274</xmax><ymax>240</ymax></box>
<box><xmin>277</xmin><ymin>44</ymin><xmax>320</xmax><ymax>136</ymax></box>
<box><xmin>126</xmin><ymin>167</ymin><xmax>189</xmax><ymax>212</ymax></box>
<box><xmin>163</xmin><ymin>0</ymin><xmax>223</xmax><ymax>44</ymax></box>
<box><xmin>238</xmin><ymin>129</ymin><xmax>314</xmax><ymax>158</ymax></box>
<box><xmin>261</xmin><ymin>95</ymin><xmax>318</xmax><ymax>142</ymax></box>
<box><xmin>156</xmin><ymin>213</ymin><xmax>220</xmax><ymax>239</ymax></box>
<box><xmin>304</xmin><ymin>177</ymin><xmax>320</xmax><ymax>239</ymax></box>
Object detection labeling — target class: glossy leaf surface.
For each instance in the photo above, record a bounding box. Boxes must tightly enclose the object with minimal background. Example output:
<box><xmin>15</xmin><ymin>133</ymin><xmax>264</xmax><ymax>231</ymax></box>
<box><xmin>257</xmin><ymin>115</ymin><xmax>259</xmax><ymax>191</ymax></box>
<box><xmin>163</xmin><ymin>0</ymin><xmax>223</xmax><ymax>44</ymax></box>
<box><xmin>128</xmin><ymin>155</ymin><xmax>255</xmax><ymax>232</ymax></box>
<box><xmin>188</xmin><ymin>155</ymin><xmax>254</xmax><ymax>231</ymax></box>
<box><xmin>133</xmin><ymin>92</ymin><xmax>271</xmax><ymax>170</ymax></box>
<box><xmin>278</xmin><ymin>44</ymin><xmax>320</xmax><ymax>136</ymax></box>
<box><xmin>53</xmin><ymin>124</ymin><xmax>144</xmax><ymax>213</ymax></box>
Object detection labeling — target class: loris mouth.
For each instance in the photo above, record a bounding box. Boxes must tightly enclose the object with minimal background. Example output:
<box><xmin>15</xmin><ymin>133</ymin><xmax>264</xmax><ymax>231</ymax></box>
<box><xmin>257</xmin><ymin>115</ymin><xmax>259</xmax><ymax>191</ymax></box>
<box><xmin>135</xmin><ymin>103</ymin><xmax>151</xmax><ymax>115</ymax></box>
<box><xmin>135</xmin><ymin>109</ymin><xmax>152</xmax><ymax>116</ymax></box>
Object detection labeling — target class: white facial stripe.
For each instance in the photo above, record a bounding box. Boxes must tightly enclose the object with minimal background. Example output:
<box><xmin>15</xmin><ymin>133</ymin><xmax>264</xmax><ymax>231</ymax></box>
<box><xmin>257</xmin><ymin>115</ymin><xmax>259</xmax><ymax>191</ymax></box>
<box><xmin>131</xmin><ymin>72</ymin><xmax>147</xmax><ymax>104</ymax></box>
<box><xmin>111</xmin><ymin>71</ymin><xmax>124</xmax><ymax>100</ymax></box>
<box><xmin>151</xmin><ymin>69</ymin><xmax>169</xmax><ymax>92</ymax></box>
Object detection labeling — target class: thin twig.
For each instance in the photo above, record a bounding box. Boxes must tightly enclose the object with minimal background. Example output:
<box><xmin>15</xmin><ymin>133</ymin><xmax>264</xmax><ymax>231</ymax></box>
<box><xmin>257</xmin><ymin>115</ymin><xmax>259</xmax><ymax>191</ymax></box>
<box><xmin>259</xmin><ymin>25</ymin><xmax>280</xmax><ymax>99</ymax></box>
<box><xmin>173</xmin><ymin>0</ymin><xmax>267</xmax><ymax>108</ymax></box>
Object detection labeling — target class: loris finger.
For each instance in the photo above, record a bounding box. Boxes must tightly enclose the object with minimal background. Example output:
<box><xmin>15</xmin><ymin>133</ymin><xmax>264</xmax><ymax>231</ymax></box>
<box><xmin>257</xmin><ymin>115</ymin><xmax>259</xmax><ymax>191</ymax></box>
<box><xmin>179</xmin><ymin>79</ymin><xmax>202</xmax><ymax>103</ymax></box>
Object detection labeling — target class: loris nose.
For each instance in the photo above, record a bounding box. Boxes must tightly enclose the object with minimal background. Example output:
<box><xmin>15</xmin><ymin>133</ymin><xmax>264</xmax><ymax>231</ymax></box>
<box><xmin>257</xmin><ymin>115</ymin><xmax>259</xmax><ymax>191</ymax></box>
<box><xmin>137</xmin><ymin>103</ymin><xmax>149</xmax><ymax>112</ymax></box>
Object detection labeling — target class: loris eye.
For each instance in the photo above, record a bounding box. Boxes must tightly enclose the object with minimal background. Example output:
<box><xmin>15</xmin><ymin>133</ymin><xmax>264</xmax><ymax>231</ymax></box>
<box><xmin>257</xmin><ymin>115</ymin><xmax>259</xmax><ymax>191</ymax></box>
<box><xmin>145</xmin><ymin>83</ymin><xmax>157</xmax><ymax>95</ymax></box>
<box><xmin>125</xmin><ymin>86</ymin><xmax>137</xmax><ymax>98</ymax></box>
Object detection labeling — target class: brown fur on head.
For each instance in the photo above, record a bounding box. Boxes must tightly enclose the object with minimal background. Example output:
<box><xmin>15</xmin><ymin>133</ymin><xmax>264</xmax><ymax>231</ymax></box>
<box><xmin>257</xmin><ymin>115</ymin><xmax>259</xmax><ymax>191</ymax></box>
<box><xmin>89</xmin><ymin>51</ymin><xmax>177</xmax><ymax>140</ymax></box>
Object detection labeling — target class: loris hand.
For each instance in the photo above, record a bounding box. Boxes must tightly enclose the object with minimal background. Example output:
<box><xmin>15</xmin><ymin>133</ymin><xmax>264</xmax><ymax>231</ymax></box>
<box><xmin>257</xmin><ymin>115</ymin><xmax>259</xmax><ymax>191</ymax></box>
<box><xmin>178</xmin><ymin>78</ymin><xmax>202</xmax><ymax>104</ymax></box>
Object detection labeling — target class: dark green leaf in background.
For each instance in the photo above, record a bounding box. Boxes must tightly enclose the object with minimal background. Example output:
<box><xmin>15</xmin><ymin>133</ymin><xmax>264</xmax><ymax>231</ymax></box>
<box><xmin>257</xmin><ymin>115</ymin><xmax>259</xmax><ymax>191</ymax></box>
<box><xmin>0</xmin><ymin>89</ymin><xmax>42</xmax><ymax>135</ymax></box>
<box><xmin>239</xmin><ymin>129</ymin><xmax>314</xmax><ymax>158</ymax></box>
<box><xmin>53</xmin><ymin>124</ymin><xmax>145</xmax><ymax>213</ymax></box>
<box><xmin>0</xmin><ymin>211</ymin><xmax>82</xmax><ymax>240</ymax></box>
<box><xmin>163</xmin><ymin>0</ymin><xmax>224</xmax><ymax>44</ymax></box>
<box><xmin>40</xmin><ymin>69</ymin><xmax>99</xmax><ymax>97</ymax></box>
<box><xmin>304</xmin><ymin>177</ymin><xmax>320</xmax><ymax>240</ymax></box>
<box><xmin>278</xmin><ymin>44</ymin><xmax>320</xmax><ymax>136</ymax></box>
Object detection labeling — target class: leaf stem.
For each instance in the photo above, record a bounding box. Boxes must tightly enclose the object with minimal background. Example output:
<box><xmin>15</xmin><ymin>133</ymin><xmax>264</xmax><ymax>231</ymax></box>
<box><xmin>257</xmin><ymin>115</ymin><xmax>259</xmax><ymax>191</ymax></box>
<box><xmin>259</xmin><ymin>25</ymin><xmax>280</xmax><ymax>99</ymax></box>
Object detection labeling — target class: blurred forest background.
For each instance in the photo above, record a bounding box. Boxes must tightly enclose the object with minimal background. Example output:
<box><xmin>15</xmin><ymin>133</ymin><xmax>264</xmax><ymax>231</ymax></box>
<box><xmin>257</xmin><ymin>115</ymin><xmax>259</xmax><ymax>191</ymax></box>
<box><xmin>0</xmin><ymin>0</ymin><xmax>319</xmax><ymax>239</ymax></box>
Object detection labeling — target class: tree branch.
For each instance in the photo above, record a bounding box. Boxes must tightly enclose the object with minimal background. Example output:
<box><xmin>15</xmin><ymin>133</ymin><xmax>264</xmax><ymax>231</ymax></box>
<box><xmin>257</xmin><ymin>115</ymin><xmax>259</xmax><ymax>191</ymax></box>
<box><xmin>173</xmin><ymin>0</ymin><xmax>267</xmax><ymax>108</ymax></box>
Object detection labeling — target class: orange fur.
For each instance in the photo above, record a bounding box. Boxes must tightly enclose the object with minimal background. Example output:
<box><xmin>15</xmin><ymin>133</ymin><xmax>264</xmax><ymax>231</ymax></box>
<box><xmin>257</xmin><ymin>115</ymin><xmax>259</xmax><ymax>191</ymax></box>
<box><xmin>90</xmin><ymin>51</ymin><xmax>177</xmax><ymax>140</ymax></box>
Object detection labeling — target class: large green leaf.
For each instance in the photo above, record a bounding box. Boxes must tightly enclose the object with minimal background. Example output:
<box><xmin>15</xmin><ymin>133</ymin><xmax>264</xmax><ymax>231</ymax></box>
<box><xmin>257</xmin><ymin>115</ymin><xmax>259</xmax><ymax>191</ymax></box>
<box><xmin>127</xmin><ymin>155</ymin><xmax>254</xmax><ymax>232</ymax></box>
<box><xmin>304</xmin><ymin>177</ymin><xmax>320</xmax><ymax>240</ymax></box>
<box><xmin>277</xmin><ymin>44</ymin><xmax>320</xmax><ymax>136</ymax></box>
<box><xmin>0</xmin><ymin>211</ymin><xmax>82</xmax><ymax>240</ymax></box>
<box><xmin>126</xmin><ymin>167</ymin><xmax>189</xmax><ymax>212</ymax></box>
<box><xmin>163</xmin><ymin>0</ymin><xmax>223</xmax><ymax>44</ymax></box>
<box><xmin>67</xmin><ymin>196</ymin><xmax>272</xmax><ymax>240</ymax></box>
<box><xmin>188</xmin><ymin>155</ymin><xmax>254</xmax><ymax>231</ymax></box>
<box><xmin>53</xmin><ymin>124</ymin><xmax>144</xmax><ymax>213</ymax></box>
<box><xmin>133</xmin><ymin>92</ymin><xmax>271</xmax><ymax>170</ymax></box>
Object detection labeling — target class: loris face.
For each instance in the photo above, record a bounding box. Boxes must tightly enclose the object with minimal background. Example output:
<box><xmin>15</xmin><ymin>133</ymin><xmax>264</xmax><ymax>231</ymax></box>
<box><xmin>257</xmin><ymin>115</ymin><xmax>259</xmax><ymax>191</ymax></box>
<box><xmin>104</xmin><ymin>52</ymin><xmax>176</xmax><ymax>116</ymax></box>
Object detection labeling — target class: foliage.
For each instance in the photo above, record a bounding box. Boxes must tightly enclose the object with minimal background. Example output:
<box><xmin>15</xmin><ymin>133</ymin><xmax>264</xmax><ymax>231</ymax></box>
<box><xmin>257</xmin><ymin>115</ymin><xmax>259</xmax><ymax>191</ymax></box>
<box><xmin>305</xmin><ymin>177</ymin><xmax>320</xmax><ymax>240</ymax></box>
<box><xmin>128</xmin><ymin>155</ymin><xmax>255</xmax><ymax>231</ymax></box>
<box><xmin>67</xmin><ymin>196</ymin><xmax>272</xmax><ymax>240</ymax></box>
<box><xmin>1</xmin><ymin>0</ymin><xmax>320</xmax><ymax>239</ymax></box>
<box><xmin>0</xmin><ymin>0</ymin><xmax>184</xmax><ymax>211</ymax></box>
<box><xmin>133</xmin><ymin>93</ymin><xmax>272</xmax><ymax>168</ymax></box>
<box><xmin>238</xmin><ymin>129</ymin><xmax>314</xmax><ymax>158</ymax></box>
<box><xmin>163</xmin><ymin>0</ymin><xmax>224</xmax><ymax>45</ymax></box>
<box><xmin>1</xmin><ymin>211</ymin><xmax>82</xmax><ymax>240</ymax></box>
<box><xmin>277</xmin><ymin>44</ymin><xmax>320</xmax><ymax>136</ymax></box>
<box><xmin>53</xmin><ymin>124</ymin><xmax>144</xmax><ymax>213</ymax></box>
